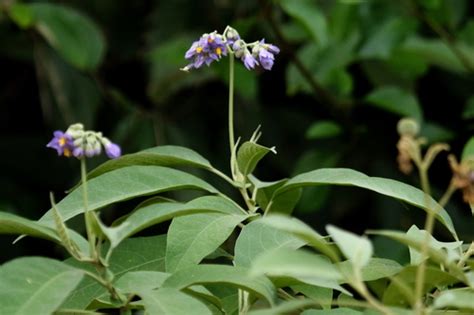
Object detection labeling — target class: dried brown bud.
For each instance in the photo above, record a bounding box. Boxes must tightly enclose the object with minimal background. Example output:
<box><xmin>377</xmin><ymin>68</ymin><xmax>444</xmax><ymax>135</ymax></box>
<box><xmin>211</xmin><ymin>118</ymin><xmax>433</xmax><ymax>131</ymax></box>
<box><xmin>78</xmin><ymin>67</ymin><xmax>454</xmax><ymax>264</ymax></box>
<box><xmin>448</xmin><ymin>155</ymin><xmax>474</xmax><ymax>204</ymax></box>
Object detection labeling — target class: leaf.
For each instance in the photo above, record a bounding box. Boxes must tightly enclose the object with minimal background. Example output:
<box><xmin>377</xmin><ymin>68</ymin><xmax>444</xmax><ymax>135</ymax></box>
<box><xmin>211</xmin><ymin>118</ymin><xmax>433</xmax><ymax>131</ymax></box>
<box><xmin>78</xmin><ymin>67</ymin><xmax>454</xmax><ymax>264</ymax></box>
<box><xmin>162</xmin><ymin>264</ymin><xmax>277</xmax><ymax>305</ymax></box>
<box><xmin>327</xmin><ymin>225</ymin><xmax>373</xmax><ymax>268</ymax></box>
<box><xmin>279</xmin><ymin>0</ymin><xmax>328</xmax><ymax>46</ymax></box>
<box><xmin>291</xmin><ymin>284</ymin><xmax>332</xmax><ymax>309</ymax></box>
<box><xmin>166</xmin><ymin>213</ymin><xmax>247</xmax><ymax>272</ymax></box>
<box><xmin>85</xmin><ymin>145</ymin><xmax>213</xmax><ymax>182</ymax></box>
<box><xmin>234</xmin><ymin>219</ymin><xmax>305</xmax><ymax>268</ymax></box>
<box><xmin>433</xmin><ymin>289</ymin><xmax>474</xmax><ymax>310</ymax></box>
<box><xmin>338</xmin><ymin>258</ymin><xmax>402</xmax><ymax>282</ymax></box>
<box><xmin>0</xmin><ymin>257</ymin><xmax>84</xmax><ymax>315</ymax></box>
<box><xmin>359</xmin><ymin>18</ymin><xmax>416</xmax><ymax>59</ymax></box>
<box><xmin>258</xmin><ymin>214</ymin><xmax>339</xmax><ymax>262</ymax></box>
<box><xmin>0</xmin><ymin>211</ymin><xmax>89</xmax><ymax>254</ymax></box>
<box><xmin>382</xmin><ymin>266</ymin><xmax>459</xmax><ymax>306</ymax></box>
<box><xmin>272</xmin><ymin>168</ymin><xmax>457</xmax><ymax>238</ymax></box>
<box><xmin>461</xmin><ymin>136</ymin><xmax>474</xmax><ymax>161</ymax></box>
<box><xmin>302</xmin><ymin>308</ymin><xmax>363</xmax><ymax>315</ymax></box>
<box><xmin>112</xmin><ymin>271</ymin><xmax>169</xmax><ymax>294</ymax></box>
<box><xmin>237</xmin><ymin>141</ymin><xmax>276</xmax><ymax>176</ymax></box>
<box><xmin>250</xmin><ymin>176</ymin><xmax>302</xmax><ymax>215</ymax></box>
<box><xmin>38</xmin><ymin>165</ymin><xmax>217</xmax><ymax>226</ymax></box>
<box><xmin>248</xmin><ymin>300</ymin><xmax>324</xmax><ymax>315</ymax></box>
<box><xmin>250</xmin><ymin>248</ymin><xmax>345</xmax><ymax>293</ymax></box>
<box><xmin>9</xmin><ymin>4</ymin><xmax>34</xmax><ymax>28</ymax></box>
<box><xmin>306</xmin><ymin>120</ymin><xmax>343</xmax><ymax>140</ymax></box>
<box><xmin>462</xmin><ymin>96</ymin><xmax>474</xmax><ymax>120</ymax></box>
<box><xmin>138</xmin><ymin>288</ymin><xmax>212</xmax><ymax>315</ymax></box>
<box><xmin>62</xmin><ymin>235</ymin><xmax>167</xmax><ymax>309</ymax></box>
<box><xmin>99</xmin><ymin>196</ymin><xmax>245</xmax><ymax>249</ymax></box>
<box><xmin>365</xmin><ymin>86</ymin><xmax>423</xmax><ymax>122</ymax></box>
<box><xmin>10</xmin><ymin>3</ymin><xmax>105</xmax><ymax>70</ymax></box>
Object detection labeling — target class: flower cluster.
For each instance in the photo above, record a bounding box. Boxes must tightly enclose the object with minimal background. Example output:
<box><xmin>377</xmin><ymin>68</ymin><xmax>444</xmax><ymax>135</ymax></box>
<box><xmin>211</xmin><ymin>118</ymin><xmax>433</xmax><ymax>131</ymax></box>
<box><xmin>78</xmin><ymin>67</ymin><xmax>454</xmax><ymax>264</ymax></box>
<box><xmin>47</xmin><ymin>123</ymin><xmax>121</xmax><ymax>159</ymax></box>
<box><xmin>182</xmin><ymin>26</ymin><xmax>280</xmax><ymax>71</ymax></box>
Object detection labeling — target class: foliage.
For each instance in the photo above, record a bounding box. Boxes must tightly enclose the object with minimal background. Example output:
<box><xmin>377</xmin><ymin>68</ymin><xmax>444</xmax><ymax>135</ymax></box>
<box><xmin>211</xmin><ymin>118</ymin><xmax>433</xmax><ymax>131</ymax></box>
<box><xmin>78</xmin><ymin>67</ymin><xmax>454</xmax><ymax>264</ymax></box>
<box><xmin>1</xmin><ymin>0</ymin><xmax>474</xmax><ymax>314</ymax></box>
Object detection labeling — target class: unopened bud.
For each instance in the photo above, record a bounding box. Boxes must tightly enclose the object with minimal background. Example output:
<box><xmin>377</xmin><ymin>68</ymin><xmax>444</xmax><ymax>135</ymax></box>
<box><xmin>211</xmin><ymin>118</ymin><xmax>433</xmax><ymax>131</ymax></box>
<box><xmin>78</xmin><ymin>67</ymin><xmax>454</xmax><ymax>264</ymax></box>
<box><xmin>397</xmin><ymin>118</ymin><xmax>420</xmax><ymax>137</ymax></box>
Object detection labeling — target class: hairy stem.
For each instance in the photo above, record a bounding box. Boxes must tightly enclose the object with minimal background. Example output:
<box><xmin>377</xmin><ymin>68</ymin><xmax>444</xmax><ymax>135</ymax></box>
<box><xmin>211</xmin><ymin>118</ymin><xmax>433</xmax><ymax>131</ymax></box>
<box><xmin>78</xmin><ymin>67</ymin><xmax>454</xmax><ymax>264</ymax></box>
<box><xmin>228</xmin><ymin>53</ymin><xmax>236</xmax><ymax>178</ymax></box>
<box><xmin>80</xmin><ymin>158</ymin><xmax>96</xmax><ymax>259</ymax></box>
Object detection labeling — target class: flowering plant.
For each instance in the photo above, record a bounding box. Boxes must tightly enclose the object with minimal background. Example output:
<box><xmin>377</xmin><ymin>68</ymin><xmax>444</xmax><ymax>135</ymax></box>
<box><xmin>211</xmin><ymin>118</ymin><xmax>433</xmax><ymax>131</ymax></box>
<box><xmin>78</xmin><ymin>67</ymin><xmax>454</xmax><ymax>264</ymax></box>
<box><xmin>0</xmin><ymin>25</ymin><xmax>473</xmax><ymax>315</ymax></box>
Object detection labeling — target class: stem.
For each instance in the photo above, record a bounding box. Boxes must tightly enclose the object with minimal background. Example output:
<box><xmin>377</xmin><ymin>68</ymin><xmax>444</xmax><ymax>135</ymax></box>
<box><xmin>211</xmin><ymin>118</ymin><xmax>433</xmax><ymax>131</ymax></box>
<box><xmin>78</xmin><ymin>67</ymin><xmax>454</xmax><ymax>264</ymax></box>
<box><xmin>414</xmin><ymin>166</ymin><xmax>434</xmax><ymax>314</ymax></box>
<box><xmin>228</xmin><ymin>53</ymin><xmax>236</xmax><ymax>178</ymax></box>
<box><xmin>80</xmin><ymin>158</ymin><xmax>96</xmax><ymax>259</ymax></box>
<box><xmin>352</xmin><ymin>268</ymin><xmax>393</xmax><ymax>315</ymax></box>
<box><xmin>438</xmin><ymin>182</ymin><xmax>457</xmax><ymax>208</ymax></box>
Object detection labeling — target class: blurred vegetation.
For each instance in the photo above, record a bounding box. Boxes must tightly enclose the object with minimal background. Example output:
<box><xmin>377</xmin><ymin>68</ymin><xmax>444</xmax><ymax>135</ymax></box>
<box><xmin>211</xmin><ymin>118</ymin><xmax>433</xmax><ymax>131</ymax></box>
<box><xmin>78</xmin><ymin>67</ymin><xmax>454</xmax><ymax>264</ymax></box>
<box><xmin>1</xmin><ymin>0</ymin><xmax>473</xmax><ymax>263</ymax></box>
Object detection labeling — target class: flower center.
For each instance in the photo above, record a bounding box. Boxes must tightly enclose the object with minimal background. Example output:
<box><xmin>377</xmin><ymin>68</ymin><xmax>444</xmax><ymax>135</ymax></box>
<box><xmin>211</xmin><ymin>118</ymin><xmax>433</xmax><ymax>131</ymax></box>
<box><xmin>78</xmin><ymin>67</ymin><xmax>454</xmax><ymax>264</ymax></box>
<box><xmin>216</xmin><ymin>47</ymin><xmax>222</xmax><ymax>56</ymax></box>
<box><xmin>196</xmin><ymin>46</ymin><xmax>203</xmax><ymax>53</ymax></box>
<box><xmin>59</xmin><ymin>137</ymin><xmax>67</xmax><ymax>147</ymax></box>
<box><xmin>63</xmin><ymin>148</ymin><xmax>71</xmax><ymax>157</ymax></box>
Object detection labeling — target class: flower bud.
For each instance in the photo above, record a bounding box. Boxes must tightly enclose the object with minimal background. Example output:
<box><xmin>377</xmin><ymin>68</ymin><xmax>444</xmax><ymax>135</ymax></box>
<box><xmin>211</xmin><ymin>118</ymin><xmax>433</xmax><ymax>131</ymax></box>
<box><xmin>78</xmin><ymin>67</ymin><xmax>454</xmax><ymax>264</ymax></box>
<box><xmin>397</xmin><ymin>118</ymin><xmax>420</xmax><ymax>137</ymax></box>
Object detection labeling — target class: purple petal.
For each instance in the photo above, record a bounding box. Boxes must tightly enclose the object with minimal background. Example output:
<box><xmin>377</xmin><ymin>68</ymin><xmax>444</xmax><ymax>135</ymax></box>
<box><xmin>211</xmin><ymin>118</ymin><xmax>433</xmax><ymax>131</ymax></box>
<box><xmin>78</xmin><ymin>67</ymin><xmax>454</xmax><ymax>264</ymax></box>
<box><xmin>105</xmin><ymin>143</ymin><xmax>121</xmax><ymax>159</ymax></box>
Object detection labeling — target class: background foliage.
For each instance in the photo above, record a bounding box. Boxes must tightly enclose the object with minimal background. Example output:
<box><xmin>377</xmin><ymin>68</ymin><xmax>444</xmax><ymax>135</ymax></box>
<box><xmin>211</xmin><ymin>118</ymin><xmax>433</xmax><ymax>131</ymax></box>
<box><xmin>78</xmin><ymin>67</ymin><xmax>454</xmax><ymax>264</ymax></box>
<box><xmin>1</xmin><ymin>0</ymin><xmax>473</xmax><ymax>264</ymax></box>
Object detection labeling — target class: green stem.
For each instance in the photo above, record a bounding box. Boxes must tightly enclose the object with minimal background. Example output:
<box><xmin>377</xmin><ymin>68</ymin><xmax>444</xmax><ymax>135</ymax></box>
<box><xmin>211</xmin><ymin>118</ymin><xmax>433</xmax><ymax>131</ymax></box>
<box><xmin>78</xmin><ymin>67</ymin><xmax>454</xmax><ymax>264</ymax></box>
<box><xmin>414</xmin><ymin>166</ymin><xmax>434</xmax><ymax>314</ymax></box>
<box><xmin>80</xmin><ymin>158</ymin><xmax>96</xmax><ymax>259</ymax></box>
<box><xmin>228</xmin><ymin>53</ymin><xmax>236</xmax><ymax>178</ymax></box>
<box><xmin>438</xmin><ymin>182</ymin><xmax>457</xmax><ymax>208</ymax></box>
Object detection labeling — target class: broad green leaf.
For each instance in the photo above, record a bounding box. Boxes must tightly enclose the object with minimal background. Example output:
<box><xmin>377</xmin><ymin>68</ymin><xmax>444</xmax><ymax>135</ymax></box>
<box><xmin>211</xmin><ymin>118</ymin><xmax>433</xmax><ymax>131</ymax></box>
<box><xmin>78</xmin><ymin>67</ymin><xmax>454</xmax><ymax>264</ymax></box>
<box><xmin>250</xmin><ymin>176</ymin><xmax>302</xmax><ymax>215</ymax></box>
<box><xmin>359</xmin><ymin>18</ymin><xmax>416</xmax><ymax>59</ymax></box>
<box><xmin>86</xmin><ymin>145</ymin><xmax>213</xmax><ymax>181</ymax></box>
<box><xmin>234</xmin><ymin>220</ymin><xmax>305</xmax><ymax>268</ymax></box>
<box><xmin>250</xmin><ymin>248</ymin><xmax>345</xmax><ymax>293</ymax></box>
<box><xmin>166</xmin><ymin>213</ymin><xmax>247</xmax><ymax>272</ymax></box>
<box><xmin>10</xmin><ymin>3</ymin><xmax>105</xmax><ymax>70</ymax></box>
<box><xmin>327</xmin><ymin>225</ymin><xmax>373</xmax><ymax>268</ymax></box>
<box><xmin>112</xmin><ymin>271</ymin><xmax>169</xmax><ymax>294</ymax></box>
<box><xmin>405</xmin><ymin>225</ymin><xmax>462</xmax><ymax>265</ymax></box>
<box><xmin>99</xmin><ymin>196</ymin><xmax>245</xmax><ymax>249</ymax></box>
<box><xmin>306</xmin><ymin>120</ymin><xmax>342</xmax><ymax>139</ymax></box>
<box><xmin>39</xmin><ymin>165</ymin><xmax>217</xmax><ymax>226</ymax></box>
<box><xmin>205</xmin><ymin>285</ymin><xmax>239</xmax><ymax>315</ymax></box>
<box><xmin>258</xmin><ymin>214</ymin><xmax>339</xmax><ymax>262</ymax></box>
<box><xmin>0</xmin><ymin>211</ymin><xmax>89</xmax><ymax>254</ymax></box>
<box><xmin>9</xmin><ymin>4</ymin><xmax>34</xmax><ymax>28</ymax></box>
<box><xmin>421</xmin><ymin>121</ymin><xmax>455</xmax><ymax>143</ymax></box>
<box><xmin>365</xmin><ymin>86</ymin><xmax>422</xmax><ymax>122</ymax></box>
<box><xmin>138</xmin><ymin>288</ymin><xmax>212</xmax><ymax>315</ymax></box>
<box><xmin>382</xmin><ymin>266</ymin><xmax>459</xmax><ymax>306</ymax></box>
<box><xmin>162</xmin><ymin>264</ymin><xmax>276</xmax><ymax>305</ymax></box>
<box><xmin>291</xmin><ymin>284</ymin><xmax>332</xmax><ymax>309</ymax></box>
<box><xmin>279</xmin><ymin>0</ymin><xmax>328</xmax><ymax>46</ymax></box>
<box><xmin>461</xmin><ymin>136</ymin><xmax>474</xmax><ymax>161</ymax></box>
<box><xmin>62</xmin><ymin>235</ymin><xmax>167</xmax><ymax>309</ymax></box>
<box><xmin>237</xmin><ymin>141</ymin><xmax>276</xmax><ymax>176</ymax></box>
<box><xmin>273</xmin><ymin>168</ymin><xmax>457</xmax><ymax>238</ymax></box>
<box><xmin>338</xmin><ymin>258</ymin><xmax>402</xmax><ymax>282</ymax></box>
<box><xmin>368</xmin><ymin>229</ymin><xmax>465</xmax><ymax>280</ymax></box>
<box><xmin>0</xmin><ymin>257</ymin><xmax>84</xmax><ymax>315</ymax></box>
<box><xmin>433</xmin><ymin>289</ymin><xmax>474</xmax><ymax>310</ymax></box>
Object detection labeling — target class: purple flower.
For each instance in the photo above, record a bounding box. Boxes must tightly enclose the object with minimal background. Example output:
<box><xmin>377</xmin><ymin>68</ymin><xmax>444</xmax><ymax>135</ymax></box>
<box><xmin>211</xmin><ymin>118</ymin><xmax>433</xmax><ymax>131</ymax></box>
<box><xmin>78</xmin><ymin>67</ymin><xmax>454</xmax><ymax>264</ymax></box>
<box><xmin>242</xmin><ymin>50</ymin><xmax>258</xmax><ymax>70</ymax></box>
<box><xmin>47</xmin><ymin>130</ymin><xmax>75</xmax><ymax>157</ymax></box>
<box><xmin>183</xmin><ymin>32</ymin><xmax>227</xmax><ymax>70</ymax></box>
<box><xmin>105</xmin><ymin>142</ymin><xmax>121</xmax><ymax>159</ymax></box>
<box><xmin>253</xmin><ymin>39</ymin><xmax>280</xmax><ymax>71</ymax></box>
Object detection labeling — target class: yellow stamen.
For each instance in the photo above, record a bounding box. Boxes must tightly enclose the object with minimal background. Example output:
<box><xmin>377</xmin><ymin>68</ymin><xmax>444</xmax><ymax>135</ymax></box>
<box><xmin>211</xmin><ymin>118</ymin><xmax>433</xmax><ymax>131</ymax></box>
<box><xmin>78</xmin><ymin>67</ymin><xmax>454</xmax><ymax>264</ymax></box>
<box><xmin>58</xmin><ymin>137</ymin><xmax>67</xmax><ymax>146</ymax></box>
<box><xmin>216</xmin><ymin>47</ymin><xmax>222</xmax><ymax>56</ymax></box>
<box><xmin>63</xmin><ymin>148</ymin><xmax>71</xmax><ymax>157</ymax></box>
<box><xmin>196</xmin><ymin>46</ymin><xmax>203</xmax><ymax>53</ymax></box>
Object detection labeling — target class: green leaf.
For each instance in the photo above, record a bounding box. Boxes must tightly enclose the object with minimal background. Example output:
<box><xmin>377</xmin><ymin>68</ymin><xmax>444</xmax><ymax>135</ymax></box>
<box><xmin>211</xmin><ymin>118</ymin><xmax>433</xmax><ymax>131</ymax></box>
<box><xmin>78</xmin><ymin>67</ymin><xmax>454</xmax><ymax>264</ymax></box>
<box><xmin>461</xmin><ymin>136</ymin><xmax>474</xmax><ymax>161</ymax></box>
<box><xmin>162</xmin><ymin>264</ymin><xmax>277</xmax><ymax>305</ymax></box>
<box><xmin>359</xmin><ymin>18</ymin><xmax>416</xmax><ymax>59</ymax></box>
<box><xmin>306</xmin><ymin>120</ymin><xmax>343</xmax><ymax>140</ymax></box>
<box><xmin>302</xmin><ymin>308</ymin><xmax>363</xmax><ymax>315</ymax></box>
<box><xmin>250</xmin><ymin>248</ymin><xmax>345</xmax><ymax>293</ymax></box>
<box><xmin>279</xmin><ymin>0</ymin><xmax>328</xmax><ymax>46</ymax></box>
<box><xmin>234</xmin><ymin>219</ymin><xmax>305</xmax><ymax>268</ymax></box>
<box><xmin>0</xmin><ymin>211</ymin><xmax>89</xmax><ymax>254</ymax></box>
<box><xmin>39</xmin><ymin>165</ymin><xmax>217</xmax><ymax>226</ymax></box>
<box><xmin>249</xmin><ymin>300</ymin><xmax>324</xmax><ymax>315</ymax></box>
<box><xmin>250</xmin><ymin>176</ymin><xmax>302</xmax><ymax>215</ymax></box>
<box><xmin>138</xmin><ymin>288</ymin><xmax>212</xmax><ymax>315</ymax></box>
<box><xmin>12</xmin><ymin>3</ymin><xmax>105</xmax><ymax>70</ymax></box>
<box><xmin>112</xmin><ymin>271</ymin><xmax>169</xmax><ymax>294</ymax></box>
<box><xmin>338</xmin><ymin>258</ymin><xmax>402</xmax><ymax>282</ymax></box>
<box><xmin>258</xmin><ymin>214</ymin><xmax>339</xmax><ymax>262</ymax></box>
<box><xmin>327</xmin><ymin>225</ymin><xmax>373</xmax><ymax>268</ymax></box>
<box><xmin>291</xmin><ymin>284</ymin><xmax>332</xmax><ymax>309</ymax></box>
<box><xmin>433</xmin><ymin>289</ymin><xmax>474</xmax><ymax>310</ymax></box>
<box><xmin>272</xmin><ymin>168</ymin><xmax>457</xmax><ymax>238</ymax></box>
<box><xmin>99</xmin><ymin>196</ymin><xmax>245</xmax><ymax>249</ymax></box>
<box><xmin>365</xmin><ymin>86</ymin><xmax>423</xmax><ymax>122</ymax></box>
<box><xmin>166</xmin><ymin>213</ymin><xmax>247</xmax><ymax>272</ymax></box>
<box><xmin>9</xmin><ymin>4</ymin><xmax>34</xmax><ymax>28</ymax></box>
<box><xmin>237</xmin><ymin>141</ymin><xmax>276</xmax><ymax>176</ymax></box>
<box><xmin>462</xmin><ymin>96</ymin><xmax>474</xmax><ymax>120</ymax></box>
<box><xmin>421</xmin><ymin>122</ymin><xmax>455</xmax><ymax>143</ymax></box>
<box><xmin>0</xmin><ymin>257</ymin><xmax>84</xmax><ymax>315</ymax></box>
<box><xmin>86</xmin><ymin>145</ymin><xmax>213</xmax><ymax>182</ymax></box>
<box><xmin>382</xmin><ymin>266</ymin><xmax>459</xmax><ymax>306</ymax></box>
<box><xmin>63</xmin><ymin>235</ymin><xmax>167</xmax><ymax>309</ymax></box>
